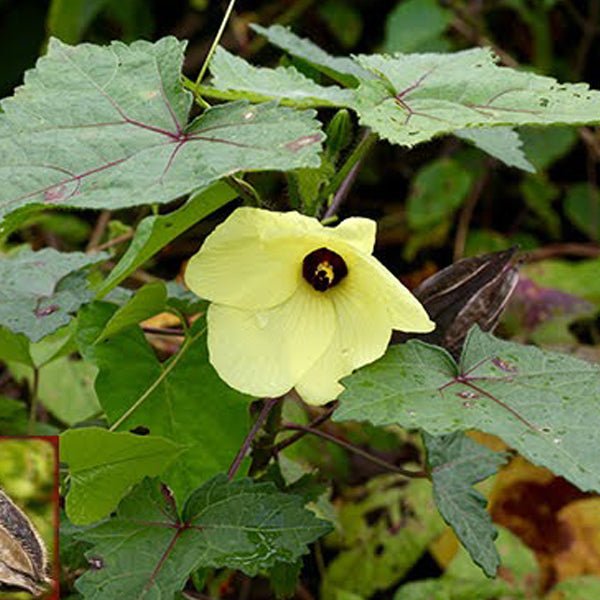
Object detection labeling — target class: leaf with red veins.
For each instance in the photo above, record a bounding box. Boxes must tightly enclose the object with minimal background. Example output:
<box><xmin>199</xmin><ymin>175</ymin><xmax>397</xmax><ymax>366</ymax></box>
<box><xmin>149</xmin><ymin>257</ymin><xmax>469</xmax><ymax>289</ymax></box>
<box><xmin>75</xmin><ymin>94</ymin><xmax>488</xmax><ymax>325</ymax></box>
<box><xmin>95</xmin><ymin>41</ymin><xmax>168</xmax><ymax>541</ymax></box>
<box><xmin>0</xmin><ymin>248</ymin><xmax>107</xmax><ymax>342</ymax></box>
<box><xmin>0</xmin><ymin>37</ymin><xmax>323</xmax><ymax>221</ymax></box>
<box><xmin>354</xmin><ymin>49</ymin><xmax>600</xmax><ymax>147</ymax></box>
<box><xmin>336</xmin><ymin>326</ymin><xmax>600</xmax><ymax>495</ymax></box>
<box><xmin>74</xmin><ymin>476</ymin><xmax>332</xmax><ymax>600</ymax></box>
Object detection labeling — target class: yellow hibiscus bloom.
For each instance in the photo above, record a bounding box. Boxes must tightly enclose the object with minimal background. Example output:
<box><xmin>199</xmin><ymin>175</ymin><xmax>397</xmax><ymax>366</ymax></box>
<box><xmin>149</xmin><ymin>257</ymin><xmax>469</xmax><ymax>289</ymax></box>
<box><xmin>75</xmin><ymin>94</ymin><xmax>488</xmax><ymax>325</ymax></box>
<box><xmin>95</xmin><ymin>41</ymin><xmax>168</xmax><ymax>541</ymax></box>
<box><xmin>184</xmin><ymin>207</ymin><xmax>434</xmax><ymax>405</ymax></box>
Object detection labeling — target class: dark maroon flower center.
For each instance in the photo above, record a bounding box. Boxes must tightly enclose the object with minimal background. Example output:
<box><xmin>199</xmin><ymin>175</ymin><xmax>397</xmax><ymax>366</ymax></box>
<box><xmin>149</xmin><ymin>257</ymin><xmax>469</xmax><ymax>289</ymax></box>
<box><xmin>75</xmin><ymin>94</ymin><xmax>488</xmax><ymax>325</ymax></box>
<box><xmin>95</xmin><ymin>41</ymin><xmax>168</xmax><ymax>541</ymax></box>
<box><xmin>302</xmin><ymin>247</ymin><xmax>348</xmax><ymax>292</ymax></box>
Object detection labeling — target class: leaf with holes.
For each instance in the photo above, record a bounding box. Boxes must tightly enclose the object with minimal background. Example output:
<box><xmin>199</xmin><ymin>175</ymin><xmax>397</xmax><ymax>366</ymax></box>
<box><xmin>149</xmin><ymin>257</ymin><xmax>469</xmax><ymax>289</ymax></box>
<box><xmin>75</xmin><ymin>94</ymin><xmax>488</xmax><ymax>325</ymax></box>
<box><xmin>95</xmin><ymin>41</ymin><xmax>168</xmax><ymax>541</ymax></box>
<box><xmin>353</xmin><ymin>49</ymin><xmax>600</xmax><ymax>147</ymax></box>
<box><xmin>74</xmin><ymin>476</ymin><xmax>332</xmax><ymax>599</ymax></box>
<box><xmin>0</xmin><ymin>37</ymin><xmax>323</xmax><ymax>221</ymax></box>
<box><xmin>76</xmin><ymin>302</ymin><xmax>251</xmax><ymax>503</ymax></box>
<box><xmin>424</xmin><ymin>432</ymin><xmax>508</xmax><ymax>576</ymax></box>
<box><xmin>335</xmin><ymin>326</ymin><xmax>600</xmax><ymax>494</ymax></box>
<box><xmin>61</xmin><ymin>427</ymin><xmax>183</xmax><ymax>525</ymax></box>
<box><xmin>0</xmin><ymin>248</ymin><xmax>106</xmax><ymax>342</ymax></box>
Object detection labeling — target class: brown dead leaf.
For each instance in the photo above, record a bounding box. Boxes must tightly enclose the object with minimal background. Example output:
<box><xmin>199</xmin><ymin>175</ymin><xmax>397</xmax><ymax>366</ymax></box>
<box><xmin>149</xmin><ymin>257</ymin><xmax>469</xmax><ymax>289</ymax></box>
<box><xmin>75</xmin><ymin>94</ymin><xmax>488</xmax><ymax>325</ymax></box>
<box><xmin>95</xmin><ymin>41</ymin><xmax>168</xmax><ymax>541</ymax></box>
<box><xmin>553</xmin><ymin>499</ymin><xmax>600</xmax><ymax>582</ymax></box>
<box><xmin>489</xmin><ymin>456</ymin><xmax>591</xmax><ymax>590</ymax></box>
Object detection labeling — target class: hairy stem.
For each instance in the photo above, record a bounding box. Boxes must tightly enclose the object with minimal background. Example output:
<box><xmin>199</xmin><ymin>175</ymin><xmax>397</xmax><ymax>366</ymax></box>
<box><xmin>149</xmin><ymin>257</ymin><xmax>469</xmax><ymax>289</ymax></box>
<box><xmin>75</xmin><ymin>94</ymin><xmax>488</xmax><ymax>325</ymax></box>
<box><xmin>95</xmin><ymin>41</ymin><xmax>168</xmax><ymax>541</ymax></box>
<box><xmin>28</xmin><ymin>367</ymin><xmax>40</xmax><ymax>434</ymax></box>
<box><xmin>322</xmin><ymin>131</ymin><xmax>377</xmax><ymax>219</ymax></box>
<box><xmin>227</xmin><ymin>397</ymin><xmax>281</xmax><ymax>480</ymax></box>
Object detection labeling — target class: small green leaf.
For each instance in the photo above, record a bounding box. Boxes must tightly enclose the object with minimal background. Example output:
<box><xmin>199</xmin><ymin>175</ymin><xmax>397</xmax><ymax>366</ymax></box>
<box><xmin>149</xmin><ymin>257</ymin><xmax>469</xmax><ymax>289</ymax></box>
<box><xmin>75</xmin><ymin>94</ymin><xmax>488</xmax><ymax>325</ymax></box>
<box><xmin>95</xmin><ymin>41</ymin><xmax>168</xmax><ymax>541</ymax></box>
<box><xmin>0</xmin><ymin>38</ymin><xmax>323</xmax><ymax>220</ymax></box>
<box><xmin>0</xmin><ymin>396</ymin><xmax>28</xmax><ymax>435</ymax></box>
<box><xmin>96</xmin><ymin>181</ymin><xmax>237</xmax><ymax>297</ymax></box>
<box><xmin>47</xmin><ymin>0</ymin><xmax>109</xmax><ymax>43</ymax></box>
<box><xmin>384</xmin><ymin>0</ymin><xmax>452</xmax><ymax>53</ymax></box>
<box><xmin>10</xmin><ymin>356</ymin><xmax>100</xmax><ymax>425</ymax></box>
<box><xmin>564</xmin><ymin>182</ymin><xmax>600</xmax><ymax>241</ymax></box>
<box><xmin>95</xmin><ymin>281</ymin><xmax>167</xmax><ymax>342</ymax></box>
<box><xmin>318</xmin><ymin>0</ymin><xmax>363</xmax><ymax>49</ymax></box>
<box><xmin>521</xmin><ymin>174</ymin><xmax>561</xmax><ymax>237</ymax></box>
<box><xmin>407</xmin><ymin>158</ymin><xmax>474</xmax><ymax>229</ymax></box>
<box><xmin>336</xmin><ymin>326</ymin><xmax>600</xmax><ymax>494</ymax></box>
<box><xmin>549</xmin><ymin>576</ymin><xmax>600</xmax><ymax>599</ymax></box>
<box><xmin>75</xmin><ymin>476</ymin><xmax>332</xmax><ymax>598</ymax></box>
<box><xmin>0</xmin><ymin>248</ymin><xmax>106</xmax><ymax>341</ymax></box>
<box><xmin>0</xmin><ymin>328</ymin><xmax>33</xmax><ymax>367</ymax></box>
<box><xmin>354</xmin><ymin>49</ymin><xmax>600</xmax><ymax>147</ymax></box>
<box><xmin>251</xmin><ymin>24</ymin><xmax>371</xmax><ymax>87</ymax></box>
<box><xmin>77</xmin><ymin>303</ymin><xmax>251</xmax><ymax>502</ymax></box>
<box><xmin>61</xmin><ymin>427</ymin><xmax>182</xmax><ymax>525</ymax></box>
<box><xmin>456</xmin><ymin>127</ymin><xmax>535</xmax><ymax>172</ymax></box>
<box><xmin>208</xmin><ymin>47</ymin><xmax>354</xmax><ymax>108</ymax></box>
<box><xmin>393</xmin><ymin>577</ymin><xmax>512</xmax><ymax>600</ymax></box>
<box><xmin>425</xmin><ymin>432</ymin><xmax>508</xmax><ymax>576</ymax></box>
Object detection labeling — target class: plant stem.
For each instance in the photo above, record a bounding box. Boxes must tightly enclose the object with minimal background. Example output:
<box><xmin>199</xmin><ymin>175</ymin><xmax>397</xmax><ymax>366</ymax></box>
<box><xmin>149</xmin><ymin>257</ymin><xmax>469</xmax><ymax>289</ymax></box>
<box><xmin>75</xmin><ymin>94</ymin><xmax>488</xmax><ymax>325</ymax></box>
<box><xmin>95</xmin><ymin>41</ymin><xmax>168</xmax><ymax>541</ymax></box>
<box><xmin>194</xmin><ymin>0</ymin><xmax>237</xmax><ymax>99</ymax></box>
<box><xmin>28</xmin><ymin>367</ymin><xmax>40</xmax><ymax>434</ymax></box>
<box><xmin>281</xmin><ymin>422</ymin><xmax>428</xmax><ymax>478</ymax></box>
<box><xmin>322</xmin><ymin>131</ymin><xmax>377</xmax><ymax>219</ymax></box>
<box><xmin>227</xmin><ymin>397</ymin><xmax>281</xmax><ymax>480</ymax></box>
<box><xmin>273</xmin><ymin>401</ymin><xmax>339</xmax><ymax>453</ymax></box>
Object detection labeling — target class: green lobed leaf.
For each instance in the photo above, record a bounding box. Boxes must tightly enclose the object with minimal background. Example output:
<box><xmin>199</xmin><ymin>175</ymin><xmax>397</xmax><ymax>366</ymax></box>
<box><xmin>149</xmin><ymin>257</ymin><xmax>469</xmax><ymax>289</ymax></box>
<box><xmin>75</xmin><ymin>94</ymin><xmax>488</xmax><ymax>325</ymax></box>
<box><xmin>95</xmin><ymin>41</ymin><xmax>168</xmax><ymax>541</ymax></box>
<box><xmin>95</xmin><ymin>281</ymin><xmax>167</xmax><ymax>342</ymax></box>
<box><xmin>354</xmin><ymin>49</ymin><xmax>600</xmax><ymax>147</ymax></box>
<box><xmin>75</xmin><ymin>475</ymin><xmax>332</xmax><ymax>598</ymax></box>
<box><xmin>0</xmin><ymin>248</ymin><xmax>106</xmax><ymax>342</ymax></box>
<box><xmin>335</xmin><ymin>326</ymin><xmax>600</xmax><ymax>493</ymax></box>
<box><xmin>250</xmin><ymin>24</ymin><xmax>371</xmax><ymax>87</ymax></box>
<box><xmin>95</xmin><ymin>181</ymin><xmax>237</xmax><ymax>297</ymax></box>
<box><xmin>456</xmin><ymin>127</ymin><xmax>535</xmax><ymax>172</ymax></box>
<box><xmin>208</xmin><ymin>46</ymin><xmax>355</xmax><ymax>108</ymax></box>
<box><xmin>62</xmin><ymin>427</ymin><xmax>182</xmax><ymax>525</ymax></box>
<box><xmin>76</xmin><ymin>302</ymin><xmax>251</xmax><ymax>502</ymax></box>
<box><xmin>384</xmin><ymin>0</ymin><xmax>452</xmax><ymax>54</ymax></box>
<box><xmin>0</xmin><ymin>37</ymin><xmax>323</xmax><ymax>221</ymax></box>
<box><xmin>424</xmin><ymin>432</ymin><xmax>508</xmax><ymax>576</ymax></box>
<box><xmin>407</xmin><ymin>158</ymin><xmax>474</xmax><ymax>230</ymax></box>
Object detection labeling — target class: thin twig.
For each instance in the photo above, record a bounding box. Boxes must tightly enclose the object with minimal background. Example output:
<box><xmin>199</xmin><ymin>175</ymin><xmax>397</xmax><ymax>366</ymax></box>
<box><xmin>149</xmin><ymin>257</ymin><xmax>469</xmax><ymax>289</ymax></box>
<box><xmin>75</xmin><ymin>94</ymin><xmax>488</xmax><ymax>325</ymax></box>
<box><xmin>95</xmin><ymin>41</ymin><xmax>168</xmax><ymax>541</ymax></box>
<box><xmin>86</xmin><ymin>210</ymin><xmax>112</xmax><ymax>252</ymax></box>
<box><xmin>525</xmin><ymin>242</ymin><xmax>600</xmax><ymax>262</ymax></box>
<box><xmin>28</xmin><ymin>367</ymin><xmax>40</xmax><ymax>435</ymax></box>
<box><xmin>273</xmin><ymin>401</ymin><xmax>339</xmax><ymax>454</ymax></box>
<box><xmin>281</xmin><ymin>422</ymin><xmax>428</xmax><ymax>478</ymax></box>
<box><xmin>142</xmin><ymin>326</ymin><xmax>186</xmax><ymax>337</ymax></box>
<box><xmin>92</xmin><ymin>231</ymin><xmax>134</xmax><ymax>253</ymax></box>
<box><xmin>227</xmin><ymin>397</ymin><xmax>281</xmax><ymax>480</ymax></box>
<box><xmin>453</xmin><ymin>165</ymin><xmax>491</xmax><ymax>261</ymax></box>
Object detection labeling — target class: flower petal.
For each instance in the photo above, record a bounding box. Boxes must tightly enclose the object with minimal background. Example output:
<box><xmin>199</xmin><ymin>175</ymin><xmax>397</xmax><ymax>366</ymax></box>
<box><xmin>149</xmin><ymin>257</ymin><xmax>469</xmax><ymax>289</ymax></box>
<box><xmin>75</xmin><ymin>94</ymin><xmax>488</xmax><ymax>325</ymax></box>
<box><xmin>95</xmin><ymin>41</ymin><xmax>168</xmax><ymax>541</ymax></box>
<box><xmin>295</xmin><ymin>249</ymin><xmax>434</xmax><ymax>406</ymax></box>
<box><xmin>350</xmin><ymin>252</ymin><xmax>435</xmax><ymax>333</ymax></box>
<box><xmin>295</xmin><ymin>275</ymin><xmax>394</xmax><ymax>405</ymax></box>
<box><xmin>329</xmin><ymin>217</ymin><xmax>376</xmax><ymax>254</ymax></box>
<box><xmin>185</xmin><ymin>207</ymin><xmax>323</xmax><ymax>310</ymax></box>
<box><xmin>207</xmin><ymin>287</ymin><xmax>335</xmax><ymax>398</ymax></box>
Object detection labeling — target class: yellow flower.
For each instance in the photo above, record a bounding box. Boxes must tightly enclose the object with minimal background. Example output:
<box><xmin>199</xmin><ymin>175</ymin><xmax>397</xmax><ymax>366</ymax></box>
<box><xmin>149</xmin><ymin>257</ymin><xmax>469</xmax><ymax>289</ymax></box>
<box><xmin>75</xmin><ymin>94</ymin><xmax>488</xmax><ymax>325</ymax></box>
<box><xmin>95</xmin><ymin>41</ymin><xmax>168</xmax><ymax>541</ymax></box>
<box><xmin>184</xmin><ymin>207</ymin><xmax>434</xmax><ymax>405</ymax></box>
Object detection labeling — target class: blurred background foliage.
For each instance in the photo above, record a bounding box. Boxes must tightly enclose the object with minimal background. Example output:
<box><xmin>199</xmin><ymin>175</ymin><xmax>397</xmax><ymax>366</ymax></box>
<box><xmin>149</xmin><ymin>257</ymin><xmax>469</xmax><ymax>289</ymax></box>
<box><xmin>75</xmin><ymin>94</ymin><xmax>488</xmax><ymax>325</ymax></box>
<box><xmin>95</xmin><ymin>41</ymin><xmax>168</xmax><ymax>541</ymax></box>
<box><xmin>0</xmin><ymin>438</ymin><xmax>56</xmax><ymax>600</ymax></box>
<box><xmin>0</xmin><ymin>0</ymin><xmax>600</xmax><ymax>598</ymax></box>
